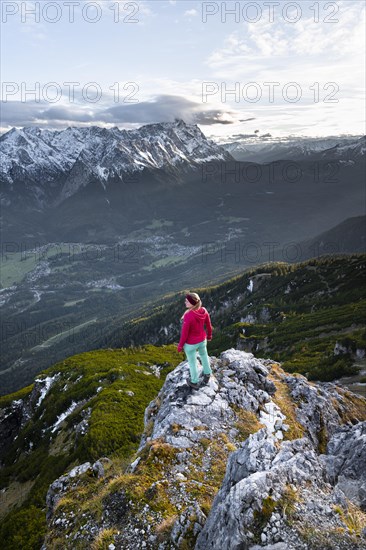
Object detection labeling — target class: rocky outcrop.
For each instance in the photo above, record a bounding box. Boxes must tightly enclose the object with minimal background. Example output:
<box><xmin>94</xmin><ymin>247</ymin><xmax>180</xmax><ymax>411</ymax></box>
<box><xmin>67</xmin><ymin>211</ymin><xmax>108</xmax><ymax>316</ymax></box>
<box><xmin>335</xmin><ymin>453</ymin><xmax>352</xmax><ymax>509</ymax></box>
<box><xmin>196</xmin><ymin>422</ymin><xmax>366</xmax><ymax>550</ymax></box>
<box><xmin>0</xmin><ymin>399</ymin><xmax>24</xmax><ymax>460</ymax></box>
<box><xmin>43</xmin><ymin>349</ymin><xmax>366</xmax><ymax>549</ymax></box>
<box><xmin>45</xmin><ymin>459</ymin><xmax>111</xmax><ymax>520</ymax></box>
<box><xmin>322</xmin><ymin>422</ymin><xmax>366</xmax><ymax>511</ymax></box>
<box><xmin>137</xmin><ymin>349</ymin><xmax>276</xmax><ymax>454</ymax></box>
<box><xmin>0</xmin><ymin>375</ymin><xmax>58</xmax><ymax>461</ymax></box>
<box><xmin>334</xmin><ymin>341</ymin><xmax>366</xmax><ymax>360</ymax></box>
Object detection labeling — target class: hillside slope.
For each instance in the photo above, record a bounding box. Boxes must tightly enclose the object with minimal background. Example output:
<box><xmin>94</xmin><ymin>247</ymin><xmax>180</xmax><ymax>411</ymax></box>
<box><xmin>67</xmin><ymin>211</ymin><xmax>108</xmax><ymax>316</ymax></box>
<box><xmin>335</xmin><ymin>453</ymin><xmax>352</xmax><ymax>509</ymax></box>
<box><xmin>0</xmin><ymin>345</ymin><xmax>182</xmax><ymax>549</ymax></box>
<box><xmin>1</xmin><ymin>347</ymin><xmax>366</xmax><ymax>549</ymax></box>
<box><xmin>104</xmin><ymin>254</ymin><xmax>366</xmax><ymax>382</ymax></box>
<box><xmin>1</xmin><ymin>221</ymin><xmax>364</xmax><ymax>398</ymax></box>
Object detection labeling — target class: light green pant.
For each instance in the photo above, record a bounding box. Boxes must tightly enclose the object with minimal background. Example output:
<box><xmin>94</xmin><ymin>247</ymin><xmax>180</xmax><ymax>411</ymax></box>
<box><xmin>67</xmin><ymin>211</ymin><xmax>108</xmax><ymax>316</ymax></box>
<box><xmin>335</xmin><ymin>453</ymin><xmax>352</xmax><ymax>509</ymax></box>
<box><xmin>183</xmin><ymin>339</ymin><xmax>212</xmax><ymax>384</ymax></box>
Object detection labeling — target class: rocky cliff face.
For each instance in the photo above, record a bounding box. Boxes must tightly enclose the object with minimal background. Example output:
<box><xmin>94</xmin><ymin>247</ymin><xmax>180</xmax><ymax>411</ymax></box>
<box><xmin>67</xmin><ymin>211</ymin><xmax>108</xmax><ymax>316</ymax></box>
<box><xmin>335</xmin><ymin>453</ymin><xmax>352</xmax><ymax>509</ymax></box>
<box><xmin>42</xmin><ymin>349</ymin><xmax>366</xmax><ymax>549</ymax></box>
<box><xmin>0</xmin><ymin>376</ymin><xmax>57</xmax><ymax>462</ymax></box>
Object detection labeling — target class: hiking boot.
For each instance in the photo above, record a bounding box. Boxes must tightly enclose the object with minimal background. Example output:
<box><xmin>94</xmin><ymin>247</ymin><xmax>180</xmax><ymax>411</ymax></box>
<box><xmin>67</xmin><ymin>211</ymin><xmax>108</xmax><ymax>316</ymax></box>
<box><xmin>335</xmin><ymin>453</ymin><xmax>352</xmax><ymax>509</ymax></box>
<box><xmin>202</xmin><ymin>373</ymin><xmax>211</xmax><ymax>385</ymax></box>
<box><xmin>187</xmin><ymin>379</ymin><xmax>200</xmax><ymax>390</ymax></box>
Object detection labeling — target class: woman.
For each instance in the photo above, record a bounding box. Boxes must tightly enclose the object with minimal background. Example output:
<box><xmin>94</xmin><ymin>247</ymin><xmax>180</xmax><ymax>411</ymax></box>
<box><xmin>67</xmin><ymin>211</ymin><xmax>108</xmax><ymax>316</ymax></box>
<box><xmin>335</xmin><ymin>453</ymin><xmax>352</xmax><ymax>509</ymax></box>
<box><xmin>177</xmin><ymin>292</ymin><xmax>213</xmax><ymax>389</ymax></box>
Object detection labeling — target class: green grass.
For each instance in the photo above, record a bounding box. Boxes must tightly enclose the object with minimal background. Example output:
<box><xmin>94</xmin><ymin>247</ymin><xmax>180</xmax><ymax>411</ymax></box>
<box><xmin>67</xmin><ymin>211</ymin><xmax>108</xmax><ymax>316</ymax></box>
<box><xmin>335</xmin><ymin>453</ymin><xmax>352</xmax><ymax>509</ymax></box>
<box><xmin>0</xmin><ymin>384</ymin><xmax>34</xmax><ymax>409</ymax></box>
<box><xmin>0</xmin><ymin>344</ymin><xmax>182</xmax><ymax>550</ymax></box>
<box><xmin>209</xmin><ymin>301</ymin><xmax>366</xmax><ymax>381</ymax></box>
<box><xmin>0</xmin><ymin>244</ymin><xmax>72</xmax><ymax>288</ymax></box>
<box><xmin>142</xmin><ymin>255</ymin><xmax>186</xmax><ymax>272</ymax></box>
<box><xmin>30</xmin><ymin>318</ymin><xmax>99</xmax><ymax>351</ymax></box>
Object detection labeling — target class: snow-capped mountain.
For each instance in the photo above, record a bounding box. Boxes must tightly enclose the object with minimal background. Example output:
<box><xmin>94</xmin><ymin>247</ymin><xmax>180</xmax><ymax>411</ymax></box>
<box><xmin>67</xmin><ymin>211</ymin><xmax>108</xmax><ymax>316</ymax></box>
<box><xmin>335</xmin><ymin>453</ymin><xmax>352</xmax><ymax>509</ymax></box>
<box><xmin>0</xmin><ymin>120</ymin><xmax>232</xmax><ymax>209</ymax></box>
<box><xmin>318</xmin><ymin>136</ymin><xmax>366</xmax><ymax>160</ymax></box>
<box><xmin>221</xmin><ymin>135</ymin><xmax>365</xmax><ymax>163</ymax></box>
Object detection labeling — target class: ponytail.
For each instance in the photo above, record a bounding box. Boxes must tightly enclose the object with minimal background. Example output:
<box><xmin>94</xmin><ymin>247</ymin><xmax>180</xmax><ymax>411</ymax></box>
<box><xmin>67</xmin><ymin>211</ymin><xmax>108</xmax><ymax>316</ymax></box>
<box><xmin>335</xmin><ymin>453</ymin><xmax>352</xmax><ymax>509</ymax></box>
<box><xmin>180</xmin><ymin>292</ymin><xmax>202</xmax><ymax>319</ymax></box>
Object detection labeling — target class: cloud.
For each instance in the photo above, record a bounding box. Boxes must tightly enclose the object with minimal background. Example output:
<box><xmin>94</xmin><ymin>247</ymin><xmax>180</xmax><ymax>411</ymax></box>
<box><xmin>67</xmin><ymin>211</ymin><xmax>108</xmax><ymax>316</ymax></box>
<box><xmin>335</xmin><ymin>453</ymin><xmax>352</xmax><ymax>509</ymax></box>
<box><xmin>103</xmin><ymin>95</ymin><xmax>238</xmax><ymax>125</ymax></box>
<box><xmin>0</xmin><ymin>94</ymin><xmax>239</xmax><ymax>131</ymax></box>
<box><xmin>2</xmin><ymin>0</ymin><xmax>363</xmax><ymax>139</ymax></box>
<box><xmin>0</xmin><ymin>101</ymin><xmax>96</xmax><ymax>132</ymax></box>
<box><xmin>193</xmin><ymin>111</ymin><xmax>236</xmax><ymax>125</ymax></box>
<box><xmin>201</xmin><ymin>0</ymin><xmax>365</xmax><ymax>137</ymax></box>
<box><xmin>206</xmin><ymin>0</ymin><xmax>365</xmax><ymax>78</ymax></box>
<box><xmin>184</xmin><ymin>9</ymin><xmax>198</xmax><ymax>17</ymax></box>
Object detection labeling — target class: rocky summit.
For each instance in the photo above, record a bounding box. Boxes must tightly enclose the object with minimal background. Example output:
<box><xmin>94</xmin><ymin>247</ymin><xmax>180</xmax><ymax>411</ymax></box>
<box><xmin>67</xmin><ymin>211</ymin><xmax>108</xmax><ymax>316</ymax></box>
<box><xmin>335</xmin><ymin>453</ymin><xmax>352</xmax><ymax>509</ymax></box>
<box><xmin>40</xmin><ymin>349</ymin><xmax>366</xmax><ymax>549</ymax></box>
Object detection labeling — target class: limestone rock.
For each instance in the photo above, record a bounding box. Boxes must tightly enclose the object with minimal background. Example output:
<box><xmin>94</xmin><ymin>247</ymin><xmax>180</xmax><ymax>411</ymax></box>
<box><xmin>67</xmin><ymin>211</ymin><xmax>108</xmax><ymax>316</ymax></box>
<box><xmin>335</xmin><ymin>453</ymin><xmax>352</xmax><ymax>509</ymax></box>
<box><xmin>41</xmin><ymin>348</ymin><xmax>366</xmax><ymax>549</ymax></box>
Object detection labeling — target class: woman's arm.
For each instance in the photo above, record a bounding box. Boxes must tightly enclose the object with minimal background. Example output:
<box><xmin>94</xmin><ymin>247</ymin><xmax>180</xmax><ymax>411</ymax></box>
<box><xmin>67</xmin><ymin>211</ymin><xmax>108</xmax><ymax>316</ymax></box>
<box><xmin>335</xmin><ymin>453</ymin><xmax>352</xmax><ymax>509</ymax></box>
<box><xmin>205</xmin><ymin>312</ymin><xmax>213</xmax><ymax>340</ymax></box>
<box><xmin>177</xmin><ymin>312</ymin><xmax>191</xmax><ymax>351</ymax></box>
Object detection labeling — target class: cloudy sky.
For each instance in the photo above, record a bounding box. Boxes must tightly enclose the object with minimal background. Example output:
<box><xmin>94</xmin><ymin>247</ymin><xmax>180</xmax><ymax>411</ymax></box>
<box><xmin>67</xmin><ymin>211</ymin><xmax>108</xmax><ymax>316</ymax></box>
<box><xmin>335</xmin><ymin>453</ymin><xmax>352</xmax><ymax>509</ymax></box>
<box><xmin>1</xmin><ymin>0</ymin><xmax>365</xmax><ymax>140</ymax></box>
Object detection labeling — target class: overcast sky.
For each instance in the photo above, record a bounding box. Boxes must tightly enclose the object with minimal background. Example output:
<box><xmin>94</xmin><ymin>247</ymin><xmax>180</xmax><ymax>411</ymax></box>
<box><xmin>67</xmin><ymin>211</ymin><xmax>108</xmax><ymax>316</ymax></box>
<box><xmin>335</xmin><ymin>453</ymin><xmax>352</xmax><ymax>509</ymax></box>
<box><xmin>1</xmin><ymin>0</ymin><xmax>365</xmax><ymax>140</ymax></box>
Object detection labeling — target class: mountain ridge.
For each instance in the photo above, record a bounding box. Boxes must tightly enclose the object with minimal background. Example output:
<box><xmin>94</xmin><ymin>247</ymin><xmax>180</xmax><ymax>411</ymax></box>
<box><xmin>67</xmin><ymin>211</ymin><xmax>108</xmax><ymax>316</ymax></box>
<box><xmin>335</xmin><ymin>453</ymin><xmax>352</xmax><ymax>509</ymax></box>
<box><xmin>0</xmin><ymin>120</ymin><xmax>233</xmax><ymax>209</ymax></box>
<box><xmin>1</xmin><ymin>346</ymin><xmax>365</xmax><ymax>549</ymax></box>
<box><xmin>222</xmin><ymin>135</ymin><xmax>366</xmax><ymax>163</ymax></box>
<box><xmin>102</xmin><ymin>253</ymin><xmax>366</xmax><ymax>385</ymax></box>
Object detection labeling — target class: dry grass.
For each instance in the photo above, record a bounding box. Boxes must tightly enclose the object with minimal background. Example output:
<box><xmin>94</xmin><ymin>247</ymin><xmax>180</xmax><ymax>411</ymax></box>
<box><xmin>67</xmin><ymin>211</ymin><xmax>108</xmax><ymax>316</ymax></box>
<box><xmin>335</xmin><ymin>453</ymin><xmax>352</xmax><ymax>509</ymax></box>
<box><xmin>91</xmin><ymin>528</ymin><xmax>118</xmax><ymax>550</ymax></box>
<box><xmin>155</xmin><ymin>514</ymin><xmax>178</xmax><ymax>541</ymax></box>
<box><xmin>268</xmin><ymin>365</ymin><xmax>306</xmax><ymax>440</ymax></box>
<box><xmin>53</xmin><ymin>495</ymin><xmax>79</xmax><ymax>514</ymax></box>
<box><xmin>193</xmin><ymin>425</ymin><xmax>208</xmax><ymax>431</ymax></box>
<box><xmin>333</xmin><ymin>499</ymin><xmax>366</xmax><ymax>537</ymax></box>
<box><xmin>171</xmin><ymin>423</ymin><xmax>184</xmax><ymax>434</ymax></box>
<box><xmin>144</xmin><ymin>418</ymin><xmax>154</xmax><ymax>437</ymax></box>
<box><xmin>280</xmin><ymin>484</ymin><xmax>301</xmax><ymax>518</ymax></box>
<box><xmin>48</xmin><ymin>427</ymin><xmax>74</xmax><ymax>456</ymax></box>
<box><xmin>331</xmin><ymin>390</ymin><xmax>366</xmax><ymax>424</ymax></box>
<box><xmin>97</xmin><ymin>440</ymin><xmax>181</xmax><ymax>516</ymax></box>
<box><xmin>233</xmin><ymin>408</ymin><xmax>265</xmax><ymax>441</ymax></box>
<box><xmin>52</xmin><ymin>457</ymin><xmax>128</xmax><ymax>521</ymax></box>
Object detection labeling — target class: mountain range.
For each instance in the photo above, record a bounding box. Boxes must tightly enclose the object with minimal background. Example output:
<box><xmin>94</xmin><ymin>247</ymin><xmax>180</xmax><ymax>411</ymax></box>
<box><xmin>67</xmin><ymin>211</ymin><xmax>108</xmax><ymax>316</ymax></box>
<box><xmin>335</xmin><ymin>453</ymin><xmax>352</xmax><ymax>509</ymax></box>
<box><xmin>0</xmin><ymin>120</ymin><xmax>232</xmax><ymax>211</ymax></box>
<box><xmin>1</xmin><ymin>121</ymin><xmax>365</xmax><ymax>247</ymax></box>
<box><xmin>2</xmin><ymin>124</ymin><xmax>365</xmax><ymax>211</ymax></box>
<box><xmin>221</xmin><ymin>135</ymin><xmax>366</xmax><ymax>163</ymax></box>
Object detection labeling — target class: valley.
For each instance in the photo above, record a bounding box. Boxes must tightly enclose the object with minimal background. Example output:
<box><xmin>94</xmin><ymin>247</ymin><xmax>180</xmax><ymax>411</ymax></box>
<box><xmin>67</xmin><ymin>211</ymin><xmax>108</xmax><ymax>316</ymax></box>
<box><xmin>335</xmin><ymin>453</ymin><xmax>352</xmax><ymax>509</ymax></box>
<box><xmin>1</xmin><ymin>122</ymin><xmax>365</xmax><ymax>396</ymax></box>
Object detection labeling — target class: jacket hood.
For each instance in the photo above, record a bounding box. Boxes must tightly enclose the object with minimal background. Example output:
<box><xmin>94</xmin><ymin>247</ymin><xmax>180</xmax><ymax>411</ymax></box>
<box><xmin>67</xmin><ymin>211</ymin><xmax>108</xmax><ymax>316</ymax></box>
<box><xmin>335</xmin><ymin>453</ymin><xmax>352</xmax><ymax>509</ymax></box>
<box><xmin>189</xmin><ymin>307</ymin><xmax>207</xmax><ymax>319</ymax></box>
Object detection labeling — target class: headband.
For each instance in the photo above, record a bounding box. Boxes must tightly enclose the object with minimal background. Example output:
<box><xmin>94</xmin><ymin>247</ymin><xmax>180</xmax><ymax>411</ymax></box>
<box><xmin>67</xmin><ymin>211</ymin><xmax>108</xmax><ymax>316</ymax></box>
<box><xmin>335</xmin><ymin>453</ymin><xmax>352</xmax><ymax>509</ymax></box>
<box><xmin>186</xmin><ymin>294</ymin><xmax>199</xmax><ymax>305</ymax></box>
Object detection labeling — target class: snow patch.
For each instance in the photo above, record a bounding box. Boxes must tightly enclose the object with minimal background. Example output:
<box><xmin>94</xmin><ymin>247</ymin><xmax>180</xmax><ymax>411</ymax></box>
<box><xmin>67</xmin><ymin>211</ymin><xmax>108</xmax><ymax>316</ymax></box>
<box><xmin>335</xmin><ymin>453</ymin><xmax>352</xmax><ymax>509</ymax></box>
<box><xmin>35</xmin><ymin>375</ymin><xmax>58</xmax><ymax>407</ymax></box>
<box><xmin>51</xmin><ymin>401</ymin><xmax>80</xmax><ymax>433</ymax></box>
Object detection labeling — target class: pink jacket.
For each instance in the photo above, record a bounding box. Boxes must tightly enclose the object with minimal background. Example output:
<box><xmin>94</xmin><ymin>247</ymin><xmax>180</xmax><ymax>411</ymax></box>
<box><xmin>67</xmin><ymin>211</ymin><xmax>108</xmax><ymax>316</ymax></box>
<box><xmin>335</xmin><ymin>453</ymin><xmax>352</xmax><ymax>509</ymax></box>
<box><xmin>177</xmin><ymin>307</ymin><xmax>213</xmax><ymax>351</ymax></box>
